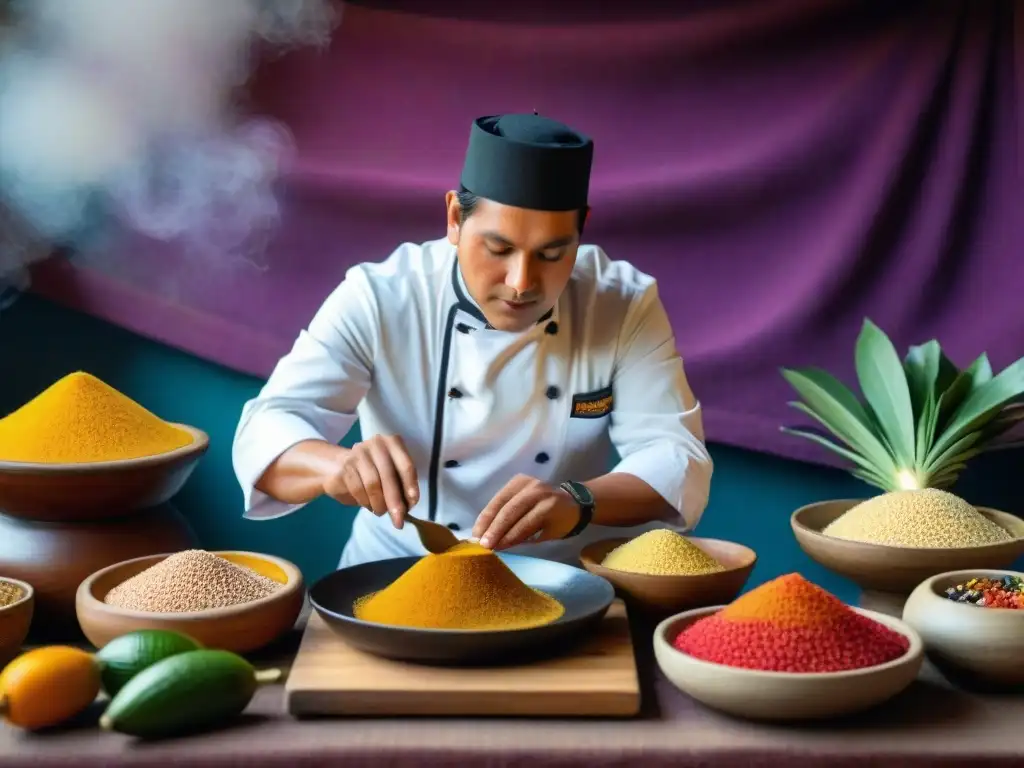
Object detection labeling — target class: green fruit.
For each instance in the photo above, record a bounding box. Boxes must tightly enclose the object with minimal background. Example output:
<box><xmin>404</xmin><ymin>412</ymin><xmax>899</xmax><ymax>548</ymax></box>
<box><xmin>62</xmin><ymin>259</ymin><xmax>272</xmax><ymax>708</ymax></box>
<box><xmin>100</xmin><ymin>649</ymin><xmax>280</xmax><ymax>739</ymax></box>
<box><xmin>96</xmin><ymin>630</ymin><xmax>202</xmax><ymax>696</ymax></box>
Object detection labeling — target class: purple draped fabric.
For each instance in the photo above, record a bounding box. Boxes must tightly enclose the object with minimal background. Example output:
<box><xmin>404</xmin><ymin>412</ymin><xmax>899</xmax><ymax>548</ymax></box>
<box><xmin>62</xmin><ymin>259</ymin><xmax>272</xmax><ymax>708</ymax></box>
<box><xmin>28</xmin><ymin>0</ymin><xmax>1023</xmax><ymax>464</ymax></box>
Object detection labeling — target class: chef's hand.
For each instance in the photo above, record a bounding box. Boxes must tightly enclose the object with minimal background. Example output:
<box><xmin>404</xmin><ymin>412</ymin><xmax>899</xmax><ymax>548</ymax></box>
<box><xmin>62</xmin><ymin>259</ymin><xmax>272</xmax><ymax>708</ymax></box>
<box><xmin>472</xmin><ymin>475</ymin><xmax>580</xmax><ymax>550</ymax></box>
<box><xmin>322</xmin><ymin>435</ymin><xmax>419</xmax><ymax>529</ymax></box>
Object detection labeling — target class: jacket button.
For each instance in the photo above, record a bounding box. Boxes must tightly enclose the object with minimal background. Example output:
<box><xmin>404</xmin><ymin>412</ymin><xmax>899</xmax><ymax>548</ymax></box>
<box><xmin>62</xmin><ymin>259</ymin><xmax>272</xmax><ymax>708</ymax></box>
<box><xmin>545</xmin><ymin>321</ymin><xmax>558</xmax><ymax>335</ymax></box>
<box><xmin>456</xmin><ymin>323</ymin><xmax>472</xmax><ymax>334</ymax></box>
<box><xmin>447</xmin><ymin>522</ymin><xmax>461</xmax><ymax>531</ymax></box>
<box><xmin>545</xmin><ymin>385</ymin><xmax>560</xmax><ymax>400</ymax></box>
<box><xmin>448</xmin><ymin>387</ymin><xmax>463</xmax><ymax>398</ymax></box>
<box><xmin>444</xmin><ymin>459</ymin><xmax>459</xmax><ymax>468</ymax></box>
<box><xmin>535</xmin><ymin>452</ymin><xmax>550</xmax><ymax>464</ymax></box>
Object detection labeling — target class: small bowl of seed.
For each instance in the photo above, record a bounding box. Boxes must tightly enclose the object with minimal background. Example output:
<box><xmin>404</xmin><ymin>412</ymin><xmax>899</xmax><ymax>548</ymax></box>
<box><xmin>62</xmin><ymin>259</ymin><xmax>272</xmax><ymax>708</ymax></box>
<box><xmin>0</xmin><ymin>577</ymin><xmax>34</xmax><ymax>666</ymax></box>
<box><xmin>76</xmin><ymin>549</ymin><xmax>305</xmax><ymax>653</ymax></box>
<box><xmin>901</xmin><ymin>569</ymin><xmax>1024</xmax><ymax>692</ymax></box>
<box><xmin>579</xmin><ymin>529</ymin><xmax>757</xmax><ymax>617</ymax></box>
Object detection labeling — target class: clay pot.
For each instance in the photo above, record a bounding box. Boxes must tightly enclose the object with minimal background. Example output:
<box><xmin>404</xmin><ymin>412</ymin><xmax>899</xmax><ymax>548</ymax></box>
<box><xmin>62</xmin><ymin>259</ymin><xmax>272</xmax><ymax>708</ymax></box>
<box><xmin>0</xmin><ymin>503</ymin><xmax>198</xmax><ymax>641</ymax></box>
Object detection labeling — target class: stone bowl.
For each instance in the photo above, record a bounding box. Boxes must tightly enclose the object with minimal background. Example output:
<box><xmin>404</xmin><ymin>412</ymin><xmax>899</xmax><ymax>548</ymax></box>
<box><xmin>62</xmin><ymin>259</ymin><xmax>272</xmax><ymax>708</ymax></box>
<box><xmin>76</xmin><ymin>550</ymin><xmax>305</xmax><ymax>654</ymax></box>
<box><xmin>579</xmin><ymin>536</ymin><xmax>756</xmax><ymax>617</ymax></box>
<box><xmin>0</xmin><ymin>424</ymin><xmax>209</xmax><ymax>521</ymax></box>
<box><xmin>791</xmin><ymin>499</ymin><xmax>1024</xmax><ymax>615</ymax></box>
<box><xmin>653</xmin><ymin>605</ymin><xmax>924</xmax><ymax>721</ymax></box>
<box><xmin>902</xmin><ymin>569</ymin><xmax>1023</xmax><ymax>692</ymax></box>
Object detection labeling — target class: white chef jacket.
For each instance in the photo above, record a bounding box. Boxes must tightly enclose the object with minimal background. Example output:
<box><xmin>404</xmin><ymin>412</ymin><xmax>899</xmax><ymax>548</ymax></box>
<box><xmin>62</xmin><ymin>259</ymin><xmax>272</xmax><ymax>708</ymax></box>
<box><xmin>232</xmin><ymin>238</ymin><xmax>712</xmax><ymax>568</ymax></box>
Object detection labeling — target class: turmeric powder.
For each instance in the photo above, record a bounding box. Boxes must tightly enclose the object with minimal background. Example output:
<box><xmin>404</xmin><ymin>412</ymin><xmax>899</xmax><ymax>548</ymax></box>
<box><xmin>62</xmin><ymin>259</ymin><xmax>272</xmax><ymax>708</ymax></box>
<box><xmin>353</xmin><ymin>541</ymin><xmax>565</xmax><ymax>630</ymax></box>
<box><xmin>0</xmin><ymin>372</ymin><xmax>193</xmax><ymax>464</ymax></box>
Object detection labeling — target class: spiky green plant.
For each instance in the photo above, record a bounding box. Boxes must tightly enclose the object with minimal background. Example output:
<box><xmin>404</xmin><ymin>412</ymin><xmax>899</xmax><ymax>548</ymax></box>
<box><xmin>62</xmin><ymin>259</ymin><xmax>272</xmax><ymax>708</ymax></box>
<box><xmin>780</xmin><ymin>319</ymin><xmax>1024</xmax><ymax>492</ymax></box>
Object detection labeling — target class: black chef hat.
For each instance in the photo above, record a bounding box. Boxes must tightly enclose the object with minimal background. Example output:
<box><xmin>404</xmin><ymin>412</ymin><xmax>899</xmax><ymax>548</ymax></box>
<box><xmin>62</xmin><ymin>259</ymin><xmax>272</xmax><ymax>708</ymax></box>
<box><xmin>459</xmin><ymin>113</ymin><xmax>593</xmax><ymax>212</ymax></box>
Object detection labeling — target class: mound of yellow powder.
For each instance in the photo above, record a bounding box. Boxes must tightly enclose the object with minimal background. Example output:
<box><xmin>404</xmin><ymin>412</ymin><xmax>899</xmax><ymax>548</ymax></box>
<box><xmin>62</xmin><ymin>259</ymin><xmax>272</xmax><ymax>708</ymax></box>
<box><xmin>601</xmin><ymin>529</ymin><xmax>726</xmax><ymax>576</ymax></box>
<box><xmin>0</xmin><ymin>372</ymin><xmax>193</xmax><ymax>464</ymax></box>
<box><xmin>823</xmin><ymin>488</ymin><xmax>1013</xmax><ymax>548</ymax></box>
<box><xmin>353</xmin><ymin>541</ymin><xmax>565</xmax><ymax>630</ymax></box>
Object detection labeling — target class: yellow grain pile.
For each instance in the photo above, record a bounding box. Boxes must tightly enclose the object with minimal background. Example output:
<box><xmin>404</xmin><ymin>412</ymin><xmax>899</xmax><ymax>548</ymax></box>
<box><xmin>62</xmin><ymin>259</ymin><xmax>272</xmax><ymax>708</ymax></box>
<box><xmin>823</xmin><ymin>488</ymin><xmax>1013</xmax><ymax>548</ymax></box>
<box><xmin>353</xmin><ymin>540</ymin><xmax>565</xmax><ymax>630</ymax></box>
<box><xmin>601</xmin><ymin>529</ymin><xmax>726</xmax><ymax>576</ymax></box>
<box><xmin>0</xmin><ymin>372</ymin><xmax>193</xmax><ymax>464</ymax></box>
<box><xmin>0</xmin><ymin>580</ymin><xmax>25</xmax><ymax>608</ymax></box>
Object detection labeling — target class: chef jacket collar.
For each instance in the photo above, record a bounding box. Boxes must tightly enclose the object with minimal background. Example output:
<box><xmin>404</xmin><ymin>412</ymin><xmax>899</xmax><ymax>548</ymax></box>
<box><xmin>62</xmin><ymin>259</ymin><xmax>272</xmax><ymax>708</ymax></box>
<box><xmin>451</xmin><ymin>260</ymin><xmax>556</xmax><ymax>331</ymax></box>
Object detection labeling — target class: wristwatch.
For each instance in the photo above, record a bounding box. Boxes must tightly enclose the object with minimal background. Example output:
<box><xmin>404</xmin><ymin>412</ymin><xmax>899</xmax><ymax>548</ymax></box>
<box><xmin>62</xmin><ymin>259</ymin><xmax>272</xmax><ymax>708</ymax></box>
<box><xmin>559</xmin><ymin>481</ymin><xmax>595</xmax><ymax>539</ymax></box>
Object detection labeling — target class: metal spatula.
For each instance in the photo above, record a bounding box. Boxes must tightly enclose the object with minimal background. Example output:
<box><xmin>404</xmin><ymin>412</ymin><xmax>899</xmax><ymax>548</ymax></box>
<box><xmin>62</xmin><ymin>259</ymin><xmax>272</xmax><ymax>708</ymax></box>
<box><xmin>405</xmin><ymin>514</ymin><xmax>461</xmax><ymax>554</ymax></box>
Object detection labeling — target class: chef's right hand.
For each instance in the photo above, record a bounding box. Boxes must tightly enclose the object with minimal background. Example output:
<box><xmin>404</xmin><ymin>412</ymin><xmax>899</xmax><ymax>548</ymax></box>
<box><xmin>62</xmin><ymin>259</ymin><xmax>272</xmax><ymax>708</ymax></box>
<box><xmin>323</xmin><ymin>435</ymin><xmax>419</xmax><ymax>529</ymax></box>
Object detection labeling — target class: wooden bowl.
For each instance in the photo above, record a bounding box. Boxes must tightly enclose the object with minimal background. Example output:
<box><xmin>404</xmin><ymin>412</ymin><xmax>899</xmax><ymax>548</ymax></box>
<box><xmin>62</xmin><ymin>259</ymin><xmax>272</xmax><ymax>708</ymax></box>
<box><xmin>0</xmin><ymin>504</ymin><xmax>198</xmax><ymax>641</ymax></box>
<box><xmin>0</xmin><ymin>424</ymin><xmax>209</xmax><ymax>521</ymax></box>
<box><xmin>0</xmin><ymin>577</ymin><xmax>34</xmax><ymax>667</ymax></box>
<box><xmin>791</xmin><ymin>500</ymin><xmax>1024</xmax><ymax>595</ymax></box>
<box><xmin>653</xmin><ymin>605</ymin><xmax>924</xmax><ymax>721</ymax></box>
<box><xmin>77</xmin><ymin>551</ymin><xmax>305</xmax><ymax>654</ymax></box>
<box><xmin>902</xmin><ymin>569</ymin><xmax>1023</xmax><ymax>691</ymax></box>
<box><xmin>579</xmin><ymin>536</ymin><xmax>757</xmax><ymax>616</ymax></box>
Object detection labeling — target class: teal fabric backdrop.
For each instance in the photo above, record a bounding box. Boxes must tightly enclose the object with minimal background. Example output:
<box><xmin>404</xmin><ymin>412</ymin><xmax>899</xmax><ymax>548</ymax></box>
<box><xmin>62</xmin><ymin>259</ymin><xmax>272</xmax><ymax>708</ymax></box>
<box><xmin>2</xmin><ymin>295</ymin><xmax>1020</xmax><ymax>601</ymax></box>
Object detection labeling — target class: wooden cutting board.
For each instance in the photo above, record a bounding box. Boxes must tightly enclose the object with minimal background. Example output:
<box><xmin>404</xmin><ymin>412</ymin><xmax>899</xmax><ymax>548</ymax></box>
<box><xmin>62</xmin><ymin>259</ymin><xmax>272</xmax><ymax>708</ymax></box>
<box><xmin>284</xmin><ymin>599</ymin><xmax>641</xmax><ymax>717</ymax></box>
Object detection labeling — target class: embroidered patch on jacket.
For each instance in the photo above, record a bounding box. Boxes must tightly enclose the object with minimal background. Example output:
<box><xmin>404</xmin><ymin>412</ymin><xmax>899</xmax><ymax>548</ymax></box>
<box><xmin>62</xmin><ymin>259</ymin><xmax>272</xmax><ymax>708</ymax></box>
<box><xmin>571</xmin><ymin>385</ymin><xmax>613</xmax><ymax>419</ymax></box>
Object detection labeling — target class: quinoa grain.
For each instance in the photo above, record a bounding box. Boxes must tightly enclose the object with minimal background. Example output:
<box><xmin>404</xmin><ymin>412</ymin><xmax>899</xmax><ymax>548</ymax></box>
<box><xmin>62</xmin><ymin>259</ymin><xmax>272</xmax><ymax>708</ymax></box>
<box><xmin>823</xmin><ymin>489</ymin><xmax>1013</xmax><ymax>548</ymax></box>
<box><xmin>104</xmin><ymin>550</ymin><xmax>282</xmax><ymax>613</ymax></box>
<box><xmin>601</xmin><ymin>529</ymin><xmax>726</xmax><ymax>576</ymax></box>
<box><xmin>0</xmin><ymin>579</ymin><xmax>24</xmax><ymax>608</ymax></box>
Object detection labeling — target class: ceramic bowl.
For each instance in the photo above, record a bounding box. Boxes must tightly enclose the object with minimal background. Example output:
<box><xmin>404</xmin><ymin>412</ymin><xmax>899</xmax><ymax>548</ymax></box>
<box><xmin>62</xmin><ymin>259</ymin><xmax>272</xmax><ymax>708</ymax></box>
<box><xmin>76</xmin><ymin>550</ymin><xmax>305</xmax><ymax>653</ymax></box>
<box><xmin>0</xmin><ymin>424</ymin><xmax>209</xmax><ymax>522</ymax></box>
<box><xmin>902</xmin><ymin>569</ymin><xmax>1023</xmax><ymax>691</ymax></box>
<box><xmin>579</xmin><ymin>536</ymin><xmax>757</xmax><ymax>616</ymax></box>
<box><xmin>0</xmin><ymin>577</ymin><xmax>34</xmax><ymax>666</ymax></box>
<box><xmin>0</xmin><ymin>503</ymin><xmax>198</xmax><ymax>641</ymax></box>
<box><xmin>791</xmin><ymin>500</ymin><xmax>1024</xmax><ymax>595</ymax></box>
<box><xmin>653</xmin><ymin>605</ymin><xmax>924</xmax><ymax>721</ymax></box>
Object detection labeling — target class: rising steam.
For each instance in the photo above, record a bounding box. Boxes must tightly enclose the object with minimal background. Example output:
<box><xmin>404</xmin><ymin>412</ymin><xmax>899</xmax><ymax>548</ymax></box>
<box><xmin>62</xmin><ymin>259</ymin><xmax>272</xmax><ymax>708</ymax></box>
<box><xmin>0</xmin><ymin>0</ymin><xmax>340</xmax><ymax>293</ymax></box>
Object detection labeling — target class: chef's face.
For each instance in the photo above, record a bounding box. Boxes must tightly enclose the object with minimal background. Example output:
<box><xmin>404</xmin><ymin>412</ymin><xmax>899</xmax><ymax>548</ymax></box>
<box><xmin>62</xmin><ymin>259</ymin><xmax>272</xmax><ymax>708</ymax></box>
<box><xmin>446</xmin><ymin>191</ymin><xmax>580</xmax><ymax>332</ymax></box>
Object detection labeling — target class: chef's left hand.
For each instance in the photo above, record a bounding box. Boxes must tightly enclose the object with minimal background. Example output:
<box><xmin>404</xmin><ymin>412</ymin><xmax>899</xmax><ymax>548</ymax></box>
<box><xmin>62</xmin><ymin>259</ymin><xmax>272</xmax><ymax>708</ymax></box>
<box><xmin>473</xmin><ymin>475</ymin><xmax>580</xmax><ymax>550</ymax></box>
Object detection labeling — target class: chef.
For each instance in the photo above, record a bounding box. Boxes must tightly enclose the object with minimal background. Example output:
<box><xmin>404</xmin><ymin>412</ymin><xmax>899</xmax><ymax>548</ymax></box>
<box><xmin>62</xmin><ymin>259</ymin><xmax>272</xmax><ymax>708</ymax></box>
<box><xmin>231</xmin><ymin>112</ymin><xmax>713</xmax><ymax>568</ymax></box>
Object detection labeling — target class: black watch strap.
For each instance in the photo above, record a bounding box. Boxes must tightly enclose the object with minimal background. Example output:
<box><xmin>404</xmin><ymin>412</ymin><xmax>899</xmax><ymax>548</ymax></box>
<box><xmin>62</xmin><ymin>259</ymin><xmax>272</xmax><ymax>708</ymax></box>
<box><xmin>559</xmin><ymin>481</ymin><xmax>594</xmax><ymax>539</ymax></box>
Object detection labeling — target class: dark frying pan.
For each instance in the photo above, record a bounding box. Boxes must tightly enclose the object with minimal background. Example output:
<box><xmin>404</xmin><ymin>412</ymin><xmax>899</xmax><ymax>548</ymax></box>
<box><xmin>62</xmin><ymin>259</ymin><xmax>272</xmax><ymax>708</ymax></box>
<box><xmin>309</xmin><ymin>553</ymin><xmax>615</xmax><ymax>665</ymax></box>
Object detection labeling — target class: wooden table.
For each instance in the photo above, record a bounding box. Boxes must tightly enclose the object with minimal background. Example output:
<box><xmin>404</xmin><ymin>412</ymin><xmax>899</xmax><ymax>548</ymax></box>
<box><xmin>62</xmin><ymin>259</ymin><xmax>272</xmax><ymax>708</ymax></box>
<box><xmin>1</xmin><ymin>613</ymin><xmax>1020</xmax><ymax>767</ymax></box>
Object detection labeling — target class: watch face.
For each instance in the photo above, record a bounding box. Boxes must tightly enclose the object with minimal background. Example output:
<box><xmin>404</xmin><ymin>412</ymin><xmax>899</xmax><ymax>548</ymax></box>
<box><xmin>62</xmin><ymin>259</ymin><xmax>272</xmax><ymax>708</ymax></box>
<box><xmin>561</xmin><ymin>482</ymin><xmax>593</xmax><ymax>539</ymax></box>
<box><xmin>571</xmin><ymin>481</ymin><xmax>594</xmax><ymax>506</ymax></box>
